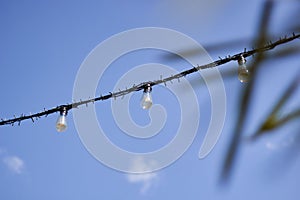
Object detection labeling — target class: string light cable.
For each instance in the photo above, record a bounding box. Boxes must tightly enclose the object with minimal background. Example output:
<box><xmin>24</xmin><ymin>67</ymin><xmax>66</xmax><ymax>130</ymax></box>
<box><xmin>0</xmin><ymin>33</ymin><xmax>299</xmax><ymax>130</ymax></box>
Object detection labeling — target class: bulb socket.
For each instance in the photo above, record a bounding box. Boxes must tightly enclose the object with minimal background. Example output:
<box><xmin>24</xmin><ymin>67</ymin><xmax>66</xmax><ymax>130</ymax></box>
<box><xmin>59</xmin><ymin>106</ymin><xmax>68</xmax><ymax>116</ymax></box>
<box><xmin>238</xmin><ymin>55</ymin><xmax>246</xmax><ymax>65</ymax></box>
<box><xmin>143</xmin><ymin>84</ymin><xmax>152</xmax><ymax>93</ymax></box>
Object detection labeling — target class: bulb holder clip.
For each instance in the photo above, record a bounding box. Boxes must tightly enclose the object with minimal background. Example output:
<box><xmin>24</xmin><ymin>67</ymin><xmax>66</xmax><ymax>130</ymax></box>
<box><xmin>143</xmin><ymin>83</ymin><xmax>152</xmax><ymax>93</ymax></box>
<box><xmin>59</xmin><ymin>106</ymin><xmax>68</xmax><ymax>116</ymax></box>
<box><xmin>238</xmin><ymin>55</ymin><xmax>246</xmax><ymax>65</ymax></box>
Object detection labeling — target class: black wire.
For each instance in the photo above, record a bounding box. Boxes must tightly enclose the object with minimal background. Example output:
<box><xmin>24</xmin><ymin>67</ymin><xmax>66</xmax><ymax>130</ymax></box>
<box><xmin>1</xmin><ymin>33</ymin><xmax>299</xmax><ymax>127</ymax></box>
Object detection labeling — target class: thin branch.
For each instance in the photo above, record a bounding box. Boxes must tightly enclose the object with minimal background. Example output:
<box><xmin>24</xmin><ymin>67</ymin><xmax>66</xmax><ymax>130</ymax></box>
<box><xmin>220</xmin><ymin>0</ymin><xmax>275</xmax><ymax>182</ymax></box>
<box><xmin>250</xmin><ymin>72</ymin><xmax>300</xmax><ymax>139</ymax></box>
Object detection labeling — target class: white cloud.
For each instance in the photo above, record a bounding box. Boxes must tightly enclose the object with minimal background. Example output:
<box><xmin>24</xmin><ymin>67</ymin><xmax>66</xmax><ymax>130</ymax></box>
<box><xmin>3</xmin><ymin>156</ymin><xmax>25</xmax><ymax>174</ymax></box>
<box><xmin>126</xmin><ymin>157</ymin><xmax>159</xmax><ymax>195</ymax></box>
<box><xmin>265</xmin><ymin>137</ymin><xmax>295</xmax><ymax>151</ymax></box>
<box><xmin>127</xmin><ymin>172</ymin><xmax>158</xmax><ymax>195</ymax></box>
<box><xmin>266</xmin><ymin>142</ymin><xmax>278</xmax><ymax>150</ymax></box>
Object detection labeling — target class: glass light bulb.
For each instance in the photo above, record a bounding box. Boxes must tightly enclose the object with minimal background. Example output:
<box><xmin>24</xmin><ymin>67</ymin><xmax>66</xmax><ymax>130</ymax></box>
<box><xmin>238</xmin><ymin>56</ymin><xmax>251</xmax><ymax>83</ymax></box>
<box><xmin>56</xmin><ymin>109</ymin><xmax>68</xmax><ymax>132</ymax></box>
<box><xmin>140</xmin><ymin>91</ymin><xmax>153</xmax><ymax>110</ymax></box>
<box><xmin>140</xmin><ymin>84</ymin><xmax>153</xmax><ymax>110</ymax></box>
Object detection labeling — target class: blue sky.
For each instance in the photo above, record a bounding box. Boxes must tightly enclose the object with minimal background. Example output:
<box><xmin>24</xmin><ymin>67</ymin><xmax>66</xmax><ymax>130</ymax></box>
<box><xmin>1</xmin><ymin>0</ymin><xmax>300</xmax><ymax>199</ymax></box>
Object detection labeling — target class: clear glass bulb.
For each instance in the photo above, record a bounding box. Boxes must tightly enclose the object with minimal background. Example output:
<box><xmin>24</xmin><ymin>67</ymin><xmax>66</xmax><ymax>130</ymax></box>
<box><xmin>140</xmin><ymin>84</ymin><xmax>153</xmax><ymax>110</ymax></box>
<box><xmin>141</xmin><ymin>91</ymin><xmax>153</xmax><ymax>109</ymax></box>
<box><xmin>238</xmin><ymin>56</ymin><xmax>251</xmax><ymax>83</ymax></box>
<box><xmin>56</xmin><ymin>109</ymin><xmax>67</xmax><ymax>132</ymax></box>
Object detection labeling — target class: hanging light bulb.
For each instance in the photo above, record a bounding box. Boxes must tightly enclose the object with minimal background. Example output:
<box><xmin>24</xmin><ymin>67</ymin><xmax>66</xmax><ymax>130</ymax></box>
<box><xmin>140</xmin><ymin>84</ymin><xmax>153</xmax><ymax>110</ymax></box>
<box><xmin>56</xmin><ymin>107</ymin><xmax>68</xmax><ymax>132</ymax></box>
<box><xmin>238</xmin><ymin>55</ymin><xmax>251</xmax><ymax>83</ymax></box>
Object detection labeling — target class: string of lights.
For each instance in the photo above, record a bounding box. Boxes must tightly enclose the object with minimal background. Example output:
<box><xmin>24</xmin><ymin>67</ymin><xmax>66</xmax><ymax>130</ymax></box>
<box><xmin>0</xmin><ymin>33</ymin><xmax>299</xmax><ymax>130</ymax></box>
